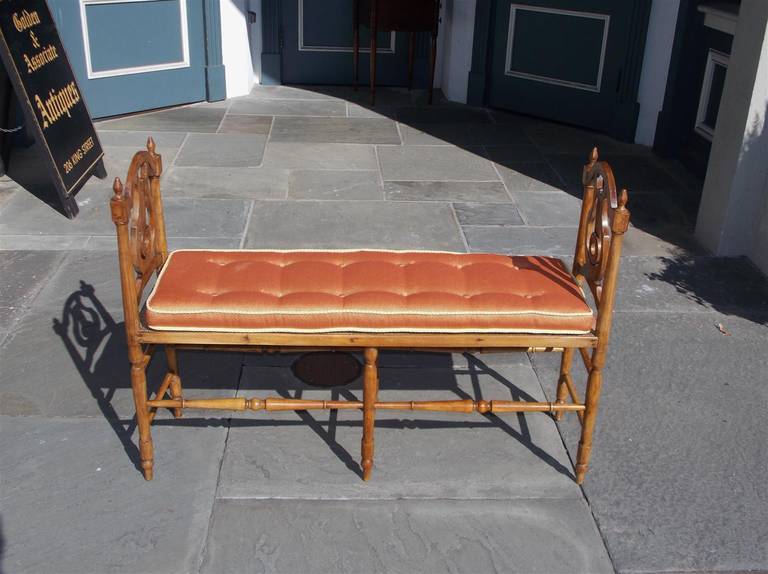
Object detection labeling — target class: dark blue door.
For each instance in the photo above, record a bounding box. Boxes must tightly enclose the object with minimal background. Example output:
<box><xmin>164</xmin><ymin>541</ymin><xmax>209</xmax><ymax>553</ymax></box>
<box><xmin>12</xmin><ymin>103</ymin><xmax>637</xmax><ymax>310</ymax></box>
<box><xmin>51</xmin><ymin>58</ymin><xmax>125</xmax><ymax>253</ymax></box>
<box><xmin>51</xmin><ymin>0</ymin><xmax>207</xmax><ymax>118</ymax></box>
<box><xmin>281</xmin><ymin>0</ymin><xmax>425</xmax><ymax>86</ymax></box>
<box><xmin>488</xmin><ymin>0</ymin><xmax>650</xmax><ymax>139</ymax></box>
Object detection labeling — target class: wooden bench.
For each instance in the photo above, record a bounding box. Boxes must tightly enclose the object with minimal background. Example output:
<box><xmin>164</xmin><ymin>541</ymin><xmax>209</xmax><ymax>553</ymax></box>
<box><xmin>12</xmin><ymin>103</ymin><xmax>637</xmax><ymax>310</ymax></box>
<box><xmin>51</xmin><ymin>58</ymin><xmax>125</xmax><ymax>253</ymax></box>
<box><xmin>110</xmin><ymin>140</ymin><xmax>630</xmax><ymax>483</ymax></box>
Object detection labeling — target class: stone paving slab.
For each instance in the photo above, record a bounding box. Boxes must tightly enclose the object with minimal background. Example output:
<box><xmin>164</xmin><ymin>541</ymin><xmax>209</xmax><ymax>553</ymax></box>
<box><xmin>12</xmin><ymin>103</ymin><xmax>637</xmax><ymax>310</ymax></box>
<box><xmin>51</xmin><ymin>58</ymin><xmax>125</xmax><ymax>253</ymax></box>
<box><xmin>98</xmin><ymin>106</ymin><xmax>226</xmax><ymax>132</ymax></box>
<box><xmin>83</xmin><ymin>147</ymin><xmax>165</xmax><ymax>188</ymax></box>
<box><xmin>346</xmin><ymin>102</ymin><xmax>398</xmax><ymax>118</ymax></box>
<box><xmin>302</xmin><ymin>86</ymin><xmax>439</xmax><ymax>107</ymax></box>
<box><xmin>262</xmin><ymin>142</ymin><xmax>378</xmax><ymax>170</ymax></box>
<box><xmin>288</xmin><ymin>170</ymin><xmax>382</xmax><ymax>200</ymax></box>
<box><xmin>218</xmin><ymin>363</ymin><xmax>578</xmax><ymax>500</ymax></box>
<box><xmin>83</xmin><ymin>235</ymin><xmax>243</xmax><ymax>251</ymax></box>
<box><xmin>532</xmin><ymin>312</ymin><xmax>768</xmax><ymax>573</ymax></box>
<box><xmin>241</xmin><ymin>349</ymin><xmax>534</xmax><ymax>370</ymax></box>
<box><xmin>520</xmin><ymin>120</ymin><xmax>626</xmax><ymax>155</ymax></box>
<box><xmin>270</xmin><ymin>116</ymin><xmax>401</xmax><ymax>144</ymax></box>
<box><xmin>618</xmin><ymin>225</ymin><xmax>702</xmax><ymax>256</ymax></box>
<box><xmin>0</xmin><ymin>234</ymin><xmax>91</xmax><ymax>250</ymax></box>
<box><xmin>453</xmin><ymin>202</ymin><xmax>524</xmax><ymax>226</ymax></box>
<box><xmin>82</xmin><ymin>147</ymin><xmax>178</xmax><ymax>194</ymax></box>
<box><xmin>217</xmin><ymin>114</ymin><xmax>273</xmax><ymax>134</ymax></box>
<box><xmin>244</xmin><ymin>200</ymin><xmax>464</xmax><ymax>250</ymax></box>
<box><xmin>378</xmin><ymin>145</ymin><xmax>498</xmax><ymax>181</ymax></box>
<box><xmin>615</xmin><ymin>255</ymin><xmax>768</xmax><ymax>316</ymax></box>
<box><xmin>32</xmin><ymin>250</ymin><xmax>124</xmax><ymax>310</ymax></box>
<box><xmin>545</xmin><ymin>153</ymin><xmax>682</xmax><ymax>194</ymax></box>
<box><xmin>174</xmin><ymin>133</ymin><xmax>267</xmax><ymax>167</ymax></box>
<box><xmin>494</xmin><ymin>162</ymin><xmax>567</xmax><ymax>192</ymax></box>
<box><xmin>384</xmin><ymin>180</ymin><xmax>510</xmax><ymax>202</ymax></box>
<box><xmin>199</xmin><ymin>498</ymin><xmax>613</xmax><ymax>574</ymax></box>
<box><xmin>348</xmin><ymin>87</ymin><xmax>441</xmax><ymax>107</ymax></box>
<box><xmin>0</xmin><ymin>306</ymin><xmax>243</xmax><ymax>417</ymax></box>
<box><xmin>396</xmin><ymin>105</ymin><xmax>492</xmax><ymax>124</ymax></box>
<box><xmin>463</xmin><ymin>225</ymin><xmax>703</xmax><ymax>258</ymax></box>
<box><xmin>163</xmin><ymin>198</ymin><xmax>250</xmax><ymax>238</ymax></box>
<box><xmin>464</xmin><ymin>226</ymin><xmax>576</xmax><ymax>256</ymax></box>
<box><xmin>162</xmin><ymin>166</ymin><xmax>290</xmax><ymax>200</ymax></box>
<box><xmin>623</xmin><ymin>191</ymin><xmax>695</xmax><ymax>230</ymax></box>
<box><xmin>0</xmin><ymin>188</ymin><xmax>116</xmax><ymax>237</ymax></box>
<box><xmin>605</xmin><ymin>155</ymin><xmax>687</xmax><ymax>194</ymax></box>
<box><xmin>0</xmin><ymin>180</ymin><xmax>16</xmax><ymax>210</ymax></box>
<box><xmin>0</xmin><ymin>251</ymin><xmax>65</xmax><ymax>331</ymax></box>
<box><xmin>0</xmin><ymin>416</ymin><xmax>227</xmax><ymax>574</ymax></box>
<box><xmin>469</xmin><ymin>123</ymin><xmax>533</xmax><ymax>146</ymax></box>
<box><xmin>511</xmin><ymin>191</ymin><xmax>582</xmax><ymax>226</ymax></box>
<box><xmin>229</xmin><ymin>98</ymin><xmax>347</xmax><ymax>117</ymax></box>
<box><xmin>398</xmin><ymin>123</ymin><xmax>474</xmax><ymax>146</ymax></box>
<box><xmin>484</xmin><ymin>144</ymin><xmax>545</xmax><ymax>163</ymax></box>
<box><xmin>95</xmin><ymin>129</ymin><xmax>188</xmax><ymax>148</ymax></box>
<box><xmin>235</xmin><ymin>85</ymin><xmax>339</xmax><ymax>100</ymax></box>
<box><xmin>15</xmin><ymin>196</ymin><xmax>258</xmax><ymax>249</ymax></box>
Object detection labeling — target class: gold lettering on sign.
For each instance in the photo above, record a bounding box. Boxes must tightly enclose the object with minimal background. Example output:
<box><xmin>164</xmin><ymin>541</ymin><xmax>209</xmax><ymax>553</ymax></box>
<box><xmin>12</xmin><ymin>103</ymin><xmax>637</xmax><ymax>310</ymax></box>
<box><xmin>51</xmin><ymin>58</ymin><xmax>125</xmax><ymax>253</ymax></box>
<box><xmin>34</xmin><ymin>82</ymin><xmax>82</xmax><ymax>129</ymax></box>
<box><xmin>12</xmin><ymin>10</ymin><xmax>41</xmax><ymax>32</ymax></box>
<box><xmin>23</xmin><ymin>44</ymin><xmax>59</xmax><ymax>73</ymax></box>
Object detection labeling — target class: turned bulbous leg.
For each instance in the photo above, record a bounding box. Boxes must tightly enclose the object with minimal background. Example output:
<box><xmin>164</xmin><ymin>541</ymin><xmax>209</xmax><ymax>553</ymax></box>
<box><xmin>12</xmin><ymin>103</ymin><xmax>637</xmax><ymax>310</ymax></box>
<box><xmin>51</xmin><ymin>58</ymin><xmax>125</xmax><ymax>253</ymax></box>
<box><xmin>165</xmin><ymin>346</ymin><xmax>183</xmax><ymax>419</ymax></box>
<box><xmin>555</xmin><ymin>348</ymin><xmax>574</xmax><ymax>422</ymax></box>
<box><xmin>131</xmin><ymin>361</ymin><xmax>154</xmax><ymax>480</ymax></box>
<box><xmin>361</xmin><ymin>347</ymin><xmax>379</xmax><ymax>480</ymax></box>
<box><xmin>575</xmin><ymin>367</ymin><xmax>602</xmax><ymax>484</ymax></box>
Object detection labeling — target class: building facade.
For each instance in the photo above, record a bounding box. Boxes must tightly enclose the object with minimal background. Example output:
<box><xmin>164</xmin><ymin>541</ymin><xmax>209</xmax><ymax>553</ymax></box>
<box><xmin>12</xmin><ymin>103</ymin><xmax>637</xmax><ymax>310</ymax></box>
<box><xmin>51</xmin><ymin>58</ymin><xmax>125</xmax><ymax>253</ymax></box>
<box><xmin>49</xmin><ymin>0</ymin><xmax>766</xmax><ymax>273</ymax></box>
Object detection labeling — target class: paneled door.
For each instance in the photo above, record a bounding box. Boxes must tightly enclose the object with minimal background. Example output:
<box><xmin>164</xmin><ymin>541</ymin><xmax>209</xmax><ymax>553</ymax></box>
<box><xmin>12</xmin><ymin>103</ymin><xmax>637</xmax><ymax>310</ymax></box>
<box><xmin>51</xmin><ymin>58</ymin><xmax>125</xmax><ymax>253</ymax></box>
<box><xmin>50</xmin><ymin>0</ymin><xmax>207</xmax><ymax>118</ymax></box>
<box><xmin>281</xmin><ymin>0</ymin><xmax>417</xmax><ymax>86</ymax></box>
<box><xmin>488</xmin><ymin>0</ymin><xmax>650</xmax><ymax>140</ymax></box>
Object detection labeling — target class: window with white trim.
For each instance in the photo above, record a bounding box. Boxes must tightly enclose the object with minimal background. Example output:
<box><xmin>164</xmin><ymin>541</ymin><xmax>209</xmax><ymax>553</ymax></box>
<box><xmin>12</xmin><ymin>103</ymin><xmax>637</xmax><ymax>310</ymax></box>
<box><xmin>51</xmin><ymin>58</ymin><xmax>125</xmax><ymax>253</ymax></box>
<box><xmin>695</xmin><ymin>49</ymin><xmax>729</xmax><ymax>141</ymax></box>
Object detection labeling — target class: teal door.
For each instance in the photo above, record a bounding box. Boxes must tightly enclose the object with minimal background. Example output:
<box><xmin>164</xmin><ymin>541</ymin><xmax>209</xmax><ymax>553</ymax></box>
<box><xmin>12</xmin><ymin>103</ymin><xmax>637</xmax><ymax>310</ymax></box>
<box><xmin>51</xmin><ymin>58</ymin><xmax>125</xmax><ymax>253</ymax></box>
<box><xmin>50</xmin><ymin>0</ymin><xmax>208</xmax><ymax>118</ymax></box>
<box><xmin>280</xmin><ymin>0</ymin><xmax>427</xmax><ymax>86</ymax></box>
<box><xmin>488</xmin><ymin>0</ymin><xmax>650</xmax><ymax>140</ymax></box>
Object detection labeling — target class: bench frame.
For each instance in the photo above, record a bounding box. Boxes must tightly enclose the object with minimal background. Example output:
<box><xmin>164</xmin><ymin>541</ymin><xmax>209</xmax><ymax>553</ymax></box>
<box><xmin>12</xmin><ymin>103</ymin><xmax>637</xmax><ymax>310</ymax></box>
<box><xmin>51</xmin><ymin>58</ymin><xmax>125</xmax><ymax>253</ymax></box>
<box><xmin>111</xmin><ymin>139</ymin><xmax>630</xmax><ymax>483</ymax></box>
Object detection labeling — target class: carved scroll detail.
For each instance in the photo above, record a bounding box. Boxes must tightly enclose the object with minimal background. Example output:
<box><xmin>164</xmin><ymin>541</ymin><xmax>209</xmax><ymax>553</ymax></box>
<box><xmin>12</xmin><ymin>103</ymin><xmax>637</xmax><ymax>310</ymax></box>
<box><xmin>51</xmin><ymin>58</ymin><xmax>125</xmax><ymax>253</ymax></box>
<box><xmin>576</xmin><ymin>148</ymin><xmax>630</xmax><ymax>302</ymax></box>
<box><xmin>111</xmin><ymin>138</ymin><xmax>164</xmax><ymax>302</ymax></box>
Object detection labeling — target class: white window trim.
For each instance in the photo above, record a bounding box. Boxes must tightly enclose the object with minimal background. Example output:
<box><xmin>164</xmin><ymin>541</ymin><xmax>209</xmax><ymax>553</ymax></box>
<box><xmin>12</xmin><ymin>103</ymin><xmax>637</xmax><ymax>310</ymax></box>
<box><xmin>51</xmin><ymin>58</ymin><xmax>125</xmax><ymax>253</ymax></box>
<box><xmin>504</xmin><ymin>4</ymin><xmax>610</xmax><ymax>93</ymax></box>
<box><xmin>80</xmin><ymin>0</ymin><xmax>190</xmax><ymax>79</ymax></box>
<box><xmin>297</xmin><ymin>0</ymin><xmax>396</xmax><ymax>53</ymax></box>
<box><xmin>695</xmin><ymin>49</ymin><xmax>730</xmax><ymax>141</ymax></box>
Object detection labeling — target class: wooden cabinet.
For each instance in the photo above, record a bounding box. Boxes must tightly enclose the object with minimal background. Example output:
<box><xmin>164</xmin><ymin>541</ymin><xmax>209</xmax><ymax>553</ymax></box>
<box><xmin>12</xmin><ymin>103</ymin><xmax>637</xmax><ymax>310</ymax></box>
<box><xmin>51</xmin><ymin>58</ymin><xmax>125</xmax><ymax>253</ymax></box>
<box><xmin>353</xmin><ymin>0</ymin><xmax>440</xmax><ymax>104</ymax></box>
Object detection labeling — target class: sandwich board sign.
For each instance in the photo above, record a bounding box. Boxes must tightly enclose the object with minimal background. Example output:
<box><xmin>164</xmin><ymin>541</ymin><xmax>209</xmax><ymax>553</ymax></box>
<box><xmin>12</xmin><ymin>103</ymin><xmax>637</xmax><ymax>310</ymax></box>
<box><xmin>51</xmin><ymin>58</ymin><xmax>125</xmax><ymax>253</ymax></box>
<box><xmin>0</xmin><ymin>0</ymin><xmax>105</xmax><ymax>218</ymax></box>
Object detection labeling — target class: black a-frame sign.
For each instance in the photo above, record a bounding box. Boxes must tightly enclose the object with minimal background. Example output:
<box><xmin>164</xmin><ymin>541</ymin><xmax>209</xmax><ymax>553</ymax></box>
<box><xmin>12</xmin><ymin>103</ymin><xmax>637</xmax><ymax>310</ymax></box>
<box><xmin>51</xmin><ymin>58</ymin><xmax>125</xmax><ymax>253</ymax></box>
<box><xmin>0</xmin><ymin>0</ymin><xmax>105</xmax><ymax>218</ymax></box>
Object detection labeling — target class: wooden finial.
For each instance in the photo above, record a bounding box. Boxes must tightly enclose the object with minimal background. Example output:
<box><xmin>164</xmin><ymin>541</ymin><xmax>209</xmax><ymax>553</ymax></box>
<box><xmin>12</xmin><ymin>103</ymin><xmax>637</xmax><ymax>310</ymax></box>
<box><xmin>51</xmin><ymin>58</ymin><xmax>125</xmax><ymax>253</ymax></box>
<box><xmin>589</xmin><ymin>147</ymin><xmax>599</xmax><ymax>165</ymax></box>
<box><xmin>110</xmin><ymin>177</ymin><xmax>128</xmax><ymax>224</ymax></box>
<box><xmin>618</xmin><ymin>188</ymin><xmax>629</xmax><ymax>209</ymax></box>
<box><xmin>146</xmin><ymin>137</ymin><xmax>156</xmax><ymax>154</ymax></box>
<box><xmin>612</xmin><ymin>188</ymin><xmax>631</xmax><ymax>234</ymax></box>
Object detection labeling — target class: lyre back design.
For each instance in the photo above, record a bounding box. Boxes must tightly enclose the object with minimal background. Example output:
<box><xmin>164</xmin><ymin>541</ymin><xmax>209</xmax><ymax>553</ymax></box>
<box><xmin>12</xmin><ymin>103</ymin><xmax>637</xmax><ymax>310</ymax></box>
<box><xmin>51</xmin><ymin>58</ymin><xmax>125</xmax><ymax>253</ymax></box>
<box><xmin>110</xmin><ymin>138</ymin><xmax>167</xmax><ymax>315</ymax></box>
<box><xmin>573</xmin><ymin>148</ymin><xmax>631</xmax><ymax>307</ymax></box>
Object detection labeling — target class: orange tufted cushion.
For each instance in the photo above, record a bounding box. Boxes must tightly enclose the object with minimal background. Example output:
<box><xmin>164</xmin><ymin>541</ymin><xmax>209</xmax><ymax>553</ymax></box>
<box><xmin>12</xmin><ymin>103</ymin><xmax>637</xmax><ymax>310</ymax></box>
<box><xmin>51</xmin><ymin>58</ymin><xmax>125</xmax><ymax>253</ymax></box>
<box><xmin>144</xmin><ymin>250</ymin><xmax>594</xmax><ymax>334</ymax></box>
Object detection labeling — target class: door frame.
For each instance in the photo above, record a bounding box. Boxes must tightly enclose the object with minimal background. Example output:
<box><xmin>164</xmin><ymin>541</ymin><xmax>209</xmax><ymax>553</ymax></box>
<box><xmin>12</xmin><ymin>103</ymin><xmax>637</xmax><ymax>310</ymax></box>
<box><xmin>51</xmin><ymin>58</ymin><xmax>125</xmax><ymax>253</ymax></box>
<box><xmin>203</xmin><ymin>0</ymin><xmax>226</xmax><ymax>100</ymax></box>
<box><xmin>261</xmin><ymin>0</ymin><xmax>282</xmax><ymax>85</ymax></box>
<box><xmin>468</xmin><ymin>0</ymin><xmax>651</xmax><ymax>141</ymax></box>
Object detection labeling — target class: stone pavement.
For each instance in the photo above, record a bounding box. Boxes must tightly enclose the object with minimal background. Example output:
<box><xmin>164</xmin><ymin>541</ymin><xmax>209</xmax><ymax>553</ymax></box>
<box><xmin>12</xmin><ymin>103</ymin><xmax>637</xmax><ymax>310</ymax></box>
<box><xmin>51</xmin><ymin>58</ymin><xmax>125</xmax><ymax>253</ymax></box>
<box><xmin>1</xmin><ymin>86</ymin><xmax>766</xmax><ymax>574</ymax></box>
